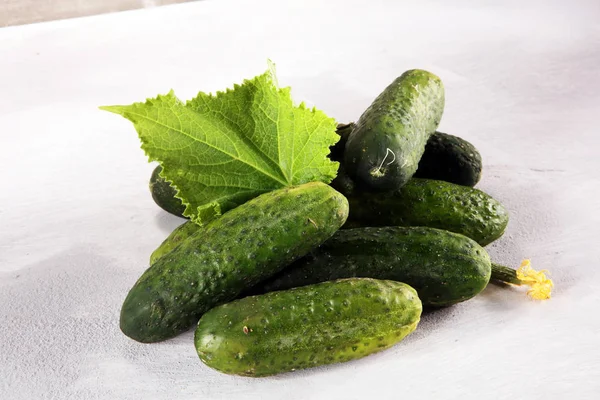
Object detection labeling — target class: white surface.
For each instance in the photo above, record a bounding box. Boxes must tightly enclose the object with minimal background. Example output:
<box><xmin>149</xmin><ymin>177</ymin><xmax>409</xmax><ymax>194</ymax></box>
<box><xmin>1</xmin><ymin>0</ymin><xmax>599</xmax><ymax>399</ymax></box>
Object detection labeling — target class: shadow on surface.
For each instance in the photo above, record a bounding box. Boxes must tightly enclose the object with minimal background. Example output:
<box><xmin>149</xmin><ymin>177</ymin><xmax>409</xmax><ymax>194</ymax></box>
<box><xmin>153</xmin><ymin>210</ymin><xmax>187</xmax><ymax>234</ymax></box>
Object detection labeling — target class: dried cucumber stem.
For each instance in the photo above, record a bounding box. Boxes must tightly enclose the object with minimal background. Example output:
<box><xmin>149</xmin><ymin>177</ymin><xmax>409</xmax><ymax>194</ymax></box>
<box><xmin>491</xmin><ymin>260</ymin><xmax>553</xmax><ymax>300</ymax></box>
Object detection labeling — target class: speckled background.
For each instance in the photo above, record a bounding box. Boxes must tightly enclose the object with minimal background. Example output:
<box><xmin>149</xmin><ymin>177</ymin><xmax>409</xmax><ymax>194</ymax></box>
<box><xmin>1</xmin><ymin>1</ymin><xmax>599</xmax><ymax>399</ymax></box>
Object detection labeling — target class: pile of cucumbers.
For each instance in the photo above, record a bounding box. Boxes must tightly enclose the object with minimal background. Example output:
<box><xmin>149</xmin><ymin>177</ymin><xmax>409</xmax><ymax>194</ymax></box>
<box><xmin>122</xmin><ymin>69</ymin><xmax>549</xmax><ymax>377</ymax></box>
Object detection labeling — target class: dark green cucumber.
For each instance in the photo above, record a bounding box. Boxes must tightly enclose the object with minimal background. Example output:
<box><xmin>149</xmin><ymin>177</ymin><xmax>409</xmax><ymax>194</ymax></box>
<box><xmin>248</xmin><ymin>227</ymin><xmax>491</xmax><ymax>307</ymax></box>
<box><xmin>150</xmin><ymin>165</ymin><xmax>186</xmax><ymax>218</ymax></box>
<box><xmin>195</xmin><ymin>278</ymin><xmax>421</xmax><ymax>377</ymax></box>
<box><xmin>344</xmin><ymin>178</ymin><xmax>508</xmax><ymax>246</ymax></box>
<box><xmin>149</xmin><ymin>221</ymin><xmax>200</xmax><ymax>265</ymax></box>
<box><xmin>329</xmin><ymin>124</ymin><xmax>357</xmax><ymax>197</ymax></box>
<box><xmin>333</xmin><ymin>123</ymin><xmax>482</xmax><ymax>187</ymax></box>
<box><xmin>344</xmin><ymin>70</ymin><xmax>445</xmax><ymax>191</ymax></box>
<box><xmin>120</xmin><ymin>182</ymin><xmax>349</xmax><ymax>343</ymax></box>
<box><xmin>329</xmin><ymin>122</ymin><xmax>355</xmax><ymax>162</ymax></box>
<box><xmin>329</xmin><ymin>164</ymin><xmax>356</xmax><ymax>197</ymax></box>
<box><xmin>414</xmin><ymin>131</ymin><xmax>482</xmax><ymax>186</ymax></box>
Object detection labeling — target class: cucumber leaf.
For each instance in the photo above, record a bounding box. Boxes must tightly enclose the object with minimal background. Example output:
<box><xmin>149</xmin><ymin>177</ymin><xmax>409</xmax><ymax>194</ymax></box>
<box><xmin>101</xmin><ymin>62</ymin><xmax>339</xmax><ymax>225</ymax></box>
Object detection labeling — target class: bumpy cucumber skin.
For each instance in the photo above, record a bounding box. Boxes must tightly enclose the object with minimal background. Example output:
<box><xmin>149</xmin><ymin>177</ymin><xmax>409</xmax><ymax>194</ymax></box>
<box><xmin>195</xmin><ymin>278</ymin><xmax>421</xmax><ymax>377</ymax></box>
<box><xmin>150</xmin><ymin>166</ymin><xmax>186</xmax><ymax>218</ymax></box>
<box><xmin>120</xmin><ymin>182</ymin><xmax>349</xmax><ymax>343</ymax></box>
<box><xmin>414</xmin><ymin>132</ymin><xmax>482</xmax><ymax>187</ymax></box>
<box><xmin>344</xmin><ymin>178</ymin><xmax>508</xmax><ymax>246</ymax></box>
<box><xmin>249</xmin><ymin>227</ymin><xmax>491</xmax><ymax>307</ymax></box>
<box><xmin>344</xmin><ymin>70</ymin><xmax>445</xmax><ymax>191</ymax></box>
<box><xmin>333</xmin><ymin>123</ymin><xmax>482</xmax><ymax>188</ymax></box>
<box><xmin>149</xmin><ymin>221</ymin><xmax>200</xmax><ymax>265</ymax></box>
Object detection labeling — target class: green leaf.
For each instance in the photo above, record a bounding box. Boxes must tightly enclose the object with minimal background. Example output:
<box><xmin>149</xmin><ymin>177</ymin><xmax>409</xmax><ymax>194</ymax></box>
<box><xmin>101</xmin><ymin>62</ymin><xmax>339</xmax><ymax>225</ymax></box>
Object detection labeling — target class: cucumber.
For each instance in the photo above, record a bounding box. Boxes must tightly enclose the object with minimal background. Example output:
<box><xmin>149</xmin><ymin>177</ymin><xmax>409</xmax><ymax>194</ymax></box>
<box><xmin>329</xmin><ymin>164</ymin><xmax>356</xmax><ymax>197</ymax></box>
<box><xmin>248</xmin><ymin>227</ymin><xmax>491</xmax><ymax>307</ymax></box>
<box><xmin>149</xmin><ymin>220</ymin><xmax>200</xmax><ymax>265</ymax></box>
<box><xmin>195</xmin><ymin>278</ymin><xmax>421</xmax><ymax>377</ymax></box>
<box><xmin>329</xmin><ymin>124</ymin><xmax>357</xmax><ymax>197</ymax></box>
<box><xmin>344</xmin><ymin>178</ymin><xmax>508</xmax><ymax>246</ymax></box>
<box><xmin>344</xmin><ymin>70</ymin><xmax>445</xmax><ymax>191</ymax></box>
<box><xmin>329</xmin><ymin>122</ymin><xmax>355</xmax><ymax>162</ymax></box>
<box><xmin>120</xmin><ymin>182</ymin><xmax>349</xmax><ymax>343</ymax></box>
<box><xmin>150</xmin><ymin>165</ymin><xmax>186</xmax><ymax>218</ymax></box>
<box><xmin>334</xmin><ymin>123</ymin><xmax>482</xmax><ymax>187</ymax></box>
<box><xmin>414</xmin><ymin>131</ymin><xmax>482</xmax><ymax>186</ymax></box>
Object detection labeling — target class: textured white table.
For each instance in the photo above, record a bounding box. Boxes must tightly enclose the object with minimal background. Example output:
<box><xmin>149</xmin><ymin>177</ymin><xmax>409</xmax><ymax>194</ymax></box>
<box><xmin>1</xmin><ymin>1</ymin><xmax>599</xmax><ymax>399</ymax></box>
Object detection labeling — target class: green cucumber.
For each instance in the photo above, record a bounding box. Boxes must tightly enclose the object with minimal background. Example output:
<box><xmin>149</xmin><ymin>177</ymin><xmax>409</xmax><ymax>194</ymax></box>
<box><xmin>248</xmin><ymin>226</ymin><xmax>491</xmax><ymax>307</ymax></box>
<box><xmin>195</xmin><ymin>278</ymin><xmax>421</xmax><ymax>377</ymax></box>
<box><xmin>414</xmin><ymin>131</ymin><xmax>482</xmax><ymax>186</ymax></box>
<box><xmin>120</xmin><ymin>182</ymin><xmax>349</xmax><ymax>343</ymax></box>
<box><xmin>344</xmin><ymin>178</ymin><xmax>508</xmax><ymax>246</ymax></box>
<box><xmin>344</xmin><ymin>70</ymin><xmax>445</xmax><ymax>191</ymax></box>
<box><xmin>149</xmin><ymin>221</ymin><xmax>200</xmax><ymax>265</ymax></box>
<box><xmin>329</xmin><ymin>124</ymin><xmax>358</xmax><ymax>197</ymax></box>
<box><xmin>329</xmin><ymin>122</ymin><xmax>355</xmax><ymax>162</ymax></box>
<box><xmin>333</xmin><ymin>123</ymin><xmax>482</xmax><ymax>187</ymax></box>
<box><xmin>329</xmin><ymin>164</ymin><xmax>356</xmax><ymax>197</ymax></box>
<box><xmin>150</xmin><ymin>165</ymin><xmax>186</xmax><ymax>218</ymax></box>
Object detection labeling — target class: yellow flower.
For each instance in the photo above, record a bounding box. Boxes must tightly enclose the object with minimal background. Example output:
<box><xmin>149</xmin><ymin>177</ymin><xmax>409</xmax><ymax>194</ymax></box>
<box><xmin>516</xmin><ymin>259</ymin><xmax>554</xmax><ymax>300</ymax></box>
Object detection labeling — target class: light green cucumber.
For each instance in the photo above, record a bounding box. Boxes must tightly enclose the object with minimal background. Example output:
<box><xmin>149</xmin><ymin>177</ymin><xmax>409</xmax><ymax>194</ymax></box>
<box><xmin>149</xmin><ymin>221</ymin><xmax>200</xmax><ymax>265</ymax></box>
<box><xmin>120</xmin><ymin>182</ymin><xmax>349</xmax><ymax>343</ymax></box>
<box><xmin>195</xmin><ymin>278</ymin><xmax>421</xmax><ymax>377</ymax></box>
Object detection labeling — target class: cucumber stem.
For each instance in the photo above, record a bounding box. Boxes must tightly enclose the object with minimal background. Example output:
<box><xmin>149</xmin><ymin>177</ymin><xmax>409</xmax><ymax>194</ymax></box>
<box><xmin>490</xmin><ymin>259</ymin><xmax>553</xmax><ymax>300</ymax></box>
<box><xmin>490</xmin><ymin>263</ymin><xmax>522</xmax><ymax>285</ymax></box>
